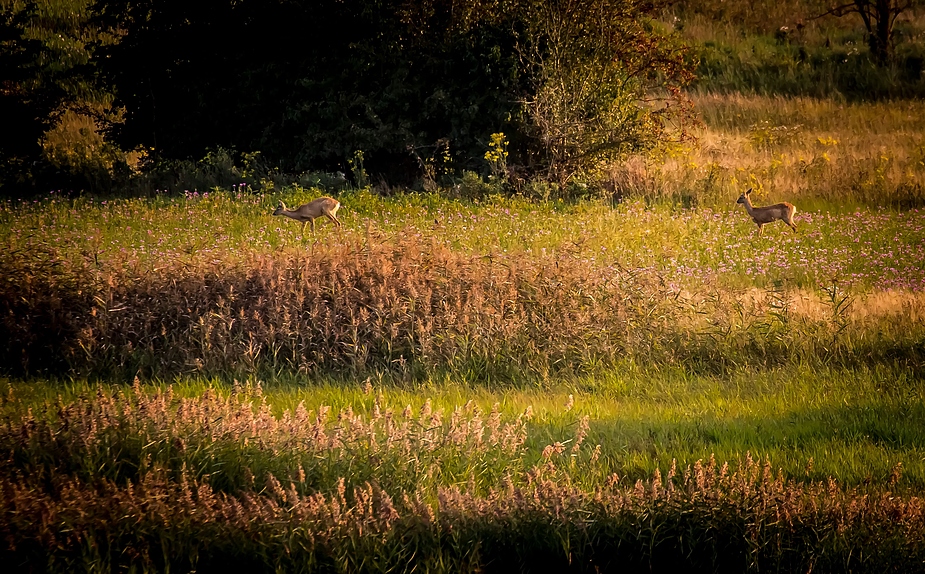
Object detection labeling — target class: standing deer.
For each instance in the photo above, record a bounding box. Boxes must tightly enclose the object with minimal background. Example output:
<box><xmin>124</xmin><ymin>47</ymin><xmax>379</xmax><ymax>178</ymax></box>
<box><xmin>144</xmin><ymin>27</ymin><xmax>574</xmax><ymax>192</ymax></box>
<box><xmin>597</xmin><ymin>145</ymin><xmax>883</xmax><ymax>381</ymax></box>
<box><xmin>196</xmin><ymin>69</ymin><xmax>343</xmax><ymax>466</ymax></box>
<box><xmin>736</xmin><ymin>189</ymin><xmax>797</xmax><ymax>236</ymax></box>
<box><xmin>272</xmin><ymin>197</ymin><xmax>342</xmax><ymax>238</ymax></box>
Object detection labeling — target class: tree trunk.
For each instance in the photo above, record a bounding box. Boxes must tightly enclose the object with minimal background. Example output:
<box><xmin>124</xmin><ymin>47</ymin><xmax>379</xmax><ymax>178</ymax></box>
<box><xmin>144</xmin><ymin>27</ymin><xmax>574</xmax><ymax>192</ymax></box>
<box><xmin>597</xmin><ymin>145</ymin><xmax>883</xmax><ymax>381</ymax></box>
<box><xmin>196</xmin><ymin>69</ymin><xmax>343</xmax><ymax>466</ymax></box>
<box><xmin>853</xmin><ymin>0</ymin><xmax>896</xmax><ymax>66</ymax></box>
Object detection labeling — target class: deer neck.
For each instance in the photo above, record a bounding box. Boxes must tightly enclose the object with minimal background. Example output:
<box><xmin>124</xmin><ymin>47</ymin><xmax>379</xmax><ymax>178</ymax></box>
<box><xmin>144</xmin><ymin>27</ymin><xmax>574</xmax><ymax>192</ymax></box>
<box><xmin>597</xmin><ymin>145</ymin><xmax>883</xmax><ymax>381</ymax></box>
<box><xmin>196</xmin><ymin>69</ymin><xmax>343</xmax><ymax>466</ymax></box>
<box><xmin>741</xmin><ymin>196</ymin><xmax>757</xmax><ymax>216</ymax></box>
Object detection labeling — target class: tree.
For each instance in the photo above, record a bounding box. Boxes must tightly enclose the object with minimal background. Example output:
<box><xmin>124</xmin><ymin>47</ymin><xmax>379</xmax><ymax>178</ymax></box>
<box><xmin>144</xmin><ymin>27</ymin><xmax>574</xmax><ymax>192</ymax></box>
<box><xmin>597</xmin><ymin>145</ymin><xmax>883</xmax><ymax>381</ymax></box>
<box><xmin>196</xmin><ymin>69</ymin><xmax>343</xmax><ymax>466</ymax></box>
<box><xmin>91</xmin><ymin>0</ymin><xmax>522</xmax><ymax>180</ymax></box>
<box><xmin>511</xmin><ymin>0</ymin><xmax>696</xmax><ymax>185</ymax></box>
<box><xmin>0</xmin><ymin>4</ymin><xmax>41</xmax><ymax>189</ymax></box>
<box><xmin>0</xmin><ymin>0</ymin><xmax>123</xmax><ymax>193</ymax></box>
<box><xmin>818</xmin><ymin>0</ymin><xmax>918</xmax><ymax>66</ymax></box>
<box><xmin>3</xmin><ymin>0</ymin><xmax>696</xmax><ymax>192</ymax></box>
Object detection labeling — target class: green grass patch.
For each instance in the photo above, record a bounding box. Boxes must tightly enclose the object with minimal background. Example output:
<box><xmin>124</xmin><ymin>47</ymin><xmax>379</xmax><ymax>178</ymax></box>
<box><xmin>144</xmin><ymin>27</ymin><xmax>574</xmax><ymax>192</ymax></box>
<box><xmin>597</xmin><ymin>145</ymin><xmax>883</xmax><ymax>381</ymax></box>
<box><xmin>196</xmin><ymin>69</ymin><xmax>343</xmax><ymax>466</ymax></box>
<box><xmin>3</xmin><ymin>367</ymin><xmax>925</xmax><ymax>572</ymax></box>
<box><xmin>7</xmin><ymin>362</ymin><xmax>923</xmax><ymax>488</ymax></box>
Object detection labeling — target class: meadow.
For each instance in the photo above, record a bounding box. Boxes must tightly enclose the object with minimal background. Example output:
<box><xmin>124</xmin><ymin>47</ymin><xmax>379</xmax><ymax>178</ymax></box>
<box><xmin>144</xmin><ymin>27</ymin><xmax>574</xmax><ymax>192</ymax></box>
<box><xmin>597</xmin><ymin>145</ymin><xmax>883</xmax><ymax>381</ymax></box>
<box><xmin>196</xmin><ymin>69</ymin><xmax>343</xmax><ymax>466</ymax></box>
<box><xmin>3</xmin><ymin>92</ymin><xmax>925</xmax><ymax>571</ymax></box>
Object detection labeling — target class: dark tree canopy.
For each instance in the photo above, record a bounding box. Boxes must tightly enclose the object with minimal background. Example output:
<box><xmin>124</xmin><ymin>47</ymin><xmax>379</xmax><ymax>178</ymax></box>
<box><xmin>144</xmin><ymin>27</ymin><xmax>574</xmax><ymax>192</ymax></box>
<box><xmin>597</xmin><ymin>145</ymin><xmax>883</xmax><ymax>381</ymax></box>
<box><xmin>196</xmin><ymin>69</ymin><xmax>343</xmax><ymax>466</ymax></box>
<box><xmin>2</xmin><ymin>0</ymin><xmax>694</xmax><ymax>193</ymax></box>
<box><xmin>88</xmin><ymin>0</ymin><xmax>528</xmax><ymax>180</ymax></box>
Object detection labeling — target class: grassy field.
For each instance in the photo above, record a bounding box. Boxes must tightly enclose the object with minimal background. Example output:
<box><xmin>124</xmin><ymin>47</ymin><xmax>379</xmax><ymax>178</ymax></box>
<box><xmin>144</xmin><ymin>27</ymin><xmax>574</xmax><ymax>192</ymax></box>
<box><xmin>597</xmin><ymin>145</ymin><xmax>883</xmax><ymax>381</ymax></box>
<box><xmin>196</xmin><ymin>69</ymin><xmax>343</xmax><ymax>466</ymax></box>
<box><xmin>618</xmin><ymin>94</ymin><xmax>925</xmax><ymax>209</ymax></box>
<box><xmin>4</xmin><ymin>0</ymin><xmax>925</xmax><ymax>569</ymax></box>
<box><xmin>4</xmin><ymin>84</ymin><xmax>925</xmax><ymax>574</ymax></box>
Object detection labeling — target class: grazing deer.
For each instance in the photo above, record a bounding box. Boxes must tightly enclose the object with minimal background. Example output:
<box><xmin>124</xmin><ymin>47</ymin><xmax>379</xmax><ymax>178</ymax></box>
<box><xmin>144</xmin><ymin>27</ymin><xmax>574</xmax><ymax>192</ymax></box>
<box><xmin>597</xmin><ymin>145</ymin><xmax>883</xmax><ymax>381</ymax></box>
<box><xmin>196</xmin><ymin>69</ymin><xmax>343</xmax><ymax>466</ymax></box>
<box><xmin>272</xmin><ymin>197</ymin><xmax>342</xmax><ymax>238</ymax></box>
<box><xmin>736</xmin><ymin>189</ymin><xmax>797</xmax><ymax>236</ymax></box>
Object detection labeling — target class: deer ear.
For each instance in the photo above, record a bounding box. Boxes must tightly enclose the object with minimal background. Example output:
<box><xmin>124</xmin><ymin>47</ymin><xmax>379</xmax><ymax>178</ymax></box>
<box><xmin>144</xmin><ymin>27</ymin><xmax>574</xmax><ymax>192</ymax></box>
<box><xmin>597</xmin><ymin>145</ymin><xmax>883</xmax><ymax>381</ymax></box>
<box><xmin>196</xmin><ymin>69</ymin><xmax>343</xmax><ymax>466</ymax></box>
<box><xmin>746</xmin><ymin>188</ymin><xmax>752</xmax><ymax>195</ymax></box>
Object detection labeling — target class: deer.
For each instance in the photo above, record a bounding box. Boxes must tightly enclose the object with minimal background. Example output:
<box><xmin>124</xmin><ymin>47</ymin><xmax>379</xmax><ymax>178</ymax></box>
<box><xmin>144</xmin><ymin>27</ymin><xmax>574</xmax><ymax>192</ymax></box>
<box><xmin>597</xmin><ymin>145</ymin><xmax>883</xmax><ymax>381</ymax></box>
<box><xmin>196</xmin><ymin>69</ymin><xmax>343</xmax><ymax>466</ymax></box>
<box><xmin>736</xmin><ymin>189</ymin><xmax>797</xmax><ymax>236</ymax></box>
<box><xmin>272</xmin><ymin>197</ymin><xmax>342</xmax><ymax>238</ymax></box>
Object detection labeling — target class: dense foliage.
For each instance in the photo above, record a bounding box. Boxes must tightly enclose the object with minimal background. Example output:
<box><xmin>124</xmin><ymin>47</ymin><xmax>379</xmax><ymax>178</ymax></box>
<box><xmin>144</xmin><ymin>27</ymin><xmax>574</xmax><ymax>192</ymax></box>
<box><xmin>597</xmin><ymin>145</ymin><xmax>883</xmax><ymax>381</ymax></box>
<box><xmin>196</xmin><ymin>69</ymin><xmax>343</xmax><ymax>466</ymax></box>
<box><xmin>5</xmin><ymin>0</ymin><xmax>924</xmax><ymax>195</ymax></box>
<box><xmin>1</xmin><ymin>0</ymin><xmax>694</xmax><ymax>194</ymax></box>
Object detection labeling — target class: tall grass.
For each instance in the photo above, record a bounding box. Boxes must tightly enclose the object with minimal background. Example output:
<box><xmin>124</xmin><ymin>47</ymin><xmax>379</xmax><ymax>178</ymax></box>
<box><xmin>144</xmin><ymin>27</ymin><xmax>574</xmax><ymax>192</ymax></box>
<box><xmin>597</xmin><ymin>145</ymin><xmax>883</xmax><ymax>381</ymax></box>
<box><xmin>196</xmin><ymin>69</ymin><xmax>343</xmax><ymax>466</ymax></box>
<box><xmin>3</xmin><ymin>381</ymin><xmax>924</xmax><ymax>572</ymax></box>
<box><xmin>3</xmin><ymin>84</ymin><xmax>925</xmax><ymax>570</ymax></box>
<box><xmin>2</xmin><ymin>203</ymin><xmax>924</xmax><ymax>381</ymax></box>
<box><xmin>8</xmin><ymin>363</ymin><xmax>925</xmax><ymax>486</ymax></box>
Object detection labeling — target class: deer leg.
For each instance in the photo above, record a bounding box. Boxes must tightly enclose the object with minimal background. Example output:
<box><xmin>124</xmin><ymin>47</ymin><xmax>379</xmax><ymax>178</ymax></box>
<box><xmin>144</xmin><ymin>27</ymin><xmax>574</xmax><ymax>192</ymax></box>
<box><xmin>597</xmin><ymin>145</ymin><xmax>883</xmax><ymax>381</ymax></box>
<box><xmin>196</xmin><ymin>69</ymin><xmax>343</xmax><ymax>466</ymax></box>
<box><xmin>309</xmin><ymin>218</ymin><xmax>316</xmax><ymax>234</ymax></box>
<box><xmin>324</xmin><ymin>210</ymin><xmax>342</xmax><ymax>227</ymax></box>
<box><xmin>300</xmin><ymin>221</ymin><xmax>308</xmax><ymax>239</ymax></box>
<box><xmin>756</xmin><ymin>223</ymin><xmax>763</xmax><ymax>236</ymax></box>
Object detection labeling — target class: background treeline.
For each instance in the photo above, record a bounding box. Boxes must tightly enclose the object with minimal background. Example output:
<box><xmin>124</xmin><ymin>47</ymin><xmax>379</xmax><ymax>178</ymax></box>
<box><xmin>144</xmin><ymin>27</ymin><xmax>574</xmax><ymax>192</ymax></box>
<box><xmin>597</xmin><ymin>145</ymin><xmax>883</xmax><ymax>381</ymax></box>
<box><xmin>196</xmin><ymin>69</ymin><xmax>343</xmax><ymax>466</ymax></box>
<box><xmin>2</xmin><ymin>0</ymin><xmax>924</xmax><ymax>196</ymax></box>
<box><xmin>1</xmin><ymin>0</ymin><xmax>693</xmax><ymax>195</ymax></box>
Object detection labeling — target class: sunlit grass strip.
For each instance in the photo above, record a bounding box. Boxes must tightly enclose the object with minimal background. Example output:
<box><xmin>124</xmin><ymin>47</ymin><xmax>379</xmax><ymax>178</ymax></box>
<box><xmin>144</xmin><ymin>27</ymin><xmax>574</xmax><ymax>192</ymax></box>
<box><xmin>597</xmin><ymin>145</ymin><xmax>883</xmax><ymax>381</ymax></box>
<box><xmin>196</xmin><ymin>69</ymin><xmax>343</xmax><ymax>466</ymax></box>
<box><xmin>624</xmin><ymin>94</ymin><xmax>925</xmax><ymax>209</ymax></box>
<box><xmin>2</xmin><ymin>382</ymin><xmax>924</xmax><ymax>572</ymax></box>
<box><xmin>3</xmin><ymin>187</ymin><xmax>925</xmax><ymax>292</ymax></box>
<box><xmin>6</xmin><ymin>361</ymin><xmax>925</xmax><ymax>488</ymax></box>
<box><xmin>1</xmin><ymin>380</ymin><xmax>535</xmax><ymax>497</ymax></box>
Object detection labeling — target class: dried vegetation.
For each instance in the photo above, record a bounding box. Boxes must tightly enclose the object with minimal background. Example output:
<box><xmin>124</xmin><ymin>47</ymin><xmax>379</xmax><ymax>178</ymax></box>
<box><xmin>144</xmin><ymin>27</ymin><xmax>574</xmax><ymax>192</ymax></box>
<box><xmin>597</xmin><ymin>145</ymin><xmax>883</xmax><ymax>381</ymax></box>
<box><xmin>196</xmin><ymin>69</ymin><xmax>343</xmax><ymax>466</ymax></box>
<box><xmin>2</xmin><ymin>231</ymin><xmax>923</xmax><ymax>382</ymax></box>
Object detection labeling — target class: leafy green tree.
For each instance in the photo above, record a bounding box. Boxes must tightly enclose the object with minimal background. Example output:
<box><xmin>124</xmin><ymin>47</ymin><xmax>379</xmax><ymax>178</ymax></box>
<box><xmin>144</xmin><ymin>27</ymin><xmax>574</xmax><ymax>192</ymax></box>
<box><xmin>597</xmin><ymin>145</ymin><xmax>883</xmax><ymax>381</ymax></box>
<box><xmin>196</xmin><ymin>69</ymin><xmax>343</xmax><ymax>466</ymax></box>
<box><xmin>91</xmin><ymin>0</ymin><xmax>521</xmax><ymax>181</ymax></box>
<box><xmin>0</xmin><ymin>3</ymin><xmax>40</xmax><ymax>189</ymax></box>
<box><xmin>510</xmin><ymin>0</ymin><xmax>695</xmax><ymax>185</ymax></box>
<box><xmin>0</xmin><ymin>0</ymin><xmax>122</xmax><ymax>193</ymax></box>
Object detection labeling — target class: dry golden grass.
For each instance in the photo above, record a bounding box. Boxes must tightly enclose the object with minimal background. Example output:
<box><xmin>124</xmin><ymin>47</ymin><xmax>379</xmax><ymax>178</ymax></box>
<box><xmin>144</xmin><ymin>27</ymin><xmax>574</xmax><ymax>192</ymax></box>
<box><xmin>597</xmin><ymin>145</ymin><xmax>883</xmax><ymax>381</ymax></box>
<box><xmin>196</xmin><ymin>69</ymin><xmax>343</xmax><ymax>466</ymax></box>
<box><xmin>2</xmin><ymin>226</ymin><xmax>922</xmax><ymax>382</ymax></box>
<box><xmin>611</xmin><ymin>94</ymin><xmax>925</xmax><ymax>208</ymax></box>
<box><xmin>685</xmin><ymin>288</ymin><xmax>925</xmax><ymax>323</ymax></box>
